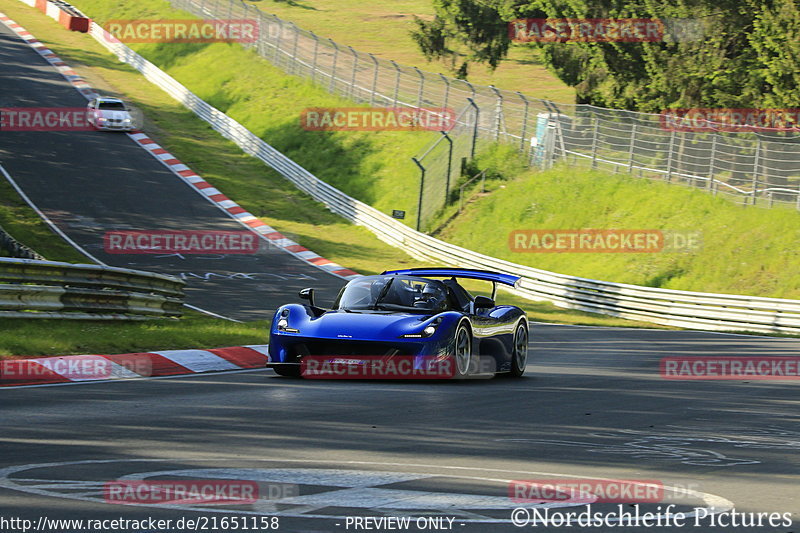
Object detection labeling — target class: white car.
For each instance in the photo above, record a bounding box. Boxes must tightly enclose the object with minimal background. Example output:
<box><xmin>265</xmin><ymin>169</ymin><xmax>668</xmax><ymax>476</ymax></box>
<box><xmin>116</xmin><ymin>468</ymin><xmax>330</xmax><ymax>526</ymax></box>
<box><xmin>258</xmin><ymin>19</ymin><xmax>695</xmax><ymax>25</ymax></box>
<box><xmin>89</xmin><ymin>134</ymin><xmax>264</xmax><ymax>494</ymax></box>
<box><xmin>87</xmin><ymin>97</ymin><xmax>135</xmax><ymax>131</ymax></box>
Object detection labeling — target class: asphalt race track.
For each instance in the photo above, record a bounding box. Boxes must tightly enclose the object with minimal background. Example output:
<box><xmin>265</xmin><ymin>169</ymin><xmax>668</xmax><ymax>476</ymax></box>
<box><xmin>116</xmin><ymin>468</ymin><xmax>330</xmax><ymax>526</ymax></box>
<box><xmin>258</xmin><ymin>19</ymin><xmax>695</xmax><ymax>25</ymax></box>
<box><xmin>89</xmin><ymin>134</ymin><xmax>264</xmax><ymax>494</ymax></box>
<box><xmin>1</xmin><ymin>11</ymin><xmax>799</xmax><ymax>533</ymax></box>
<box><xmin>0</xmin><ymin>22</ymin><xmax>346</xmax><ymax>321</ymax></box>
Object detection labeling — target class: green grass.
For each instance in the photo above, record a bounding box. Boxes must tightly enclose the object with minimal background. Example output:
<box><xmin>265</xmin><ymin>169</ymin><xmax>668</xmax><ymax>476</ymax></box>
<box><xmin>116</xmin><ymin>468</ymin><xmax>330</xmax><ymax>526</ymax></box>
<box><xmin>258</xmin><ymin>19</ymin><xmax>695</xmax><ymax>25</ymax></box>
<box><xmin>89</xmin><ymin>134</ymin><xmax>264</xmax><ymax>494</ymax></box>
<box><xmin>437</xmin><ymin>150</ymin><xmax>800</xmax><ymax>299</ymax></box>
<box><xmin>0</xmin><ymin>0</ymin><xmax>658</xmax><ymax>342</ymax></box>
<box><xmin>0</xmin><ymin>312</ymin><xmax>268</xmax><ymax>358</ymax></box>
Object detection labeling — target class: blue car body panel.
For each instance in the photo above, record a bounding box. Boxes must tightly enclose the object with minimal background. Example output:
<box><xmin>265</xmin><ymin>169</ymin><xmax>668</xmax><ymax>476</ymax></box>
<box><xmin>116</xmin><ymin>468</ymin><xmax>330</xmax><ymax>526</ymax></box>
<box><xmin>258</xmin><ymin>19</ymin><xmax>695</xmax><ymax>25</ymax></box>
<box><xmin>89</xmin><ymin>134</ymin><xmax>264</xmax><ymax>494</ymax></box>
<box><xmin>267</xmin><ymin>269</ymin><xmax>528</xmax><ymax>376</ymax></box>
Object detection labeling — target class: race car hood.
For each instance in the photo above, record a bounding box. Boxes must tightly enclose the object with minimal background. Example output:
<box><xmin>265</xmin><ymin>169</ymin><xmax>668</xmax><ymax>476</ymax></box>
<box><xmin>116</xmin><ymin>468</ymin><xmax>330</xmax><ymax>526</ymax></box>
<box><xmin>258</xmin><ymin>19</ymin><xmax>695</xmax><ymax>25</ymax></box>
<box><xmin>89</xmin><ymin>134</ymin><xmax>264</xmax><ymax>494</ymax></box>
<box><xmin>276</xmin><ymin>307</ymin><xmax>455</xmax><ymax>341</ymax></box>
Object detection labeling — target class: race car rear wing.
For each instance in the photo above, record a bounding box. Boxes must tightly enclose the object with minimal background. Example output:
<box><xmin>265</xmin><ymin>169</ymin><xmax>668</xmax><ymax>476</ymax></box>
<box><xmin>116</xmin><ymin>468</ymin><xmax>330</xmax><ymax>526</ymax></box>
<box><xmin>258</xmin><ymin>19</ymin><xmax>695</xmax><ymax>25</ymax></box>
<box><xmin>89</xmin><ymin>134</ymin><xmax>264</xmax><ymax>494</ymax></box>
<box><xmin>381</xmin><ymin>268</ymin><xmax>521</xmax><ymax>300</ymax></box>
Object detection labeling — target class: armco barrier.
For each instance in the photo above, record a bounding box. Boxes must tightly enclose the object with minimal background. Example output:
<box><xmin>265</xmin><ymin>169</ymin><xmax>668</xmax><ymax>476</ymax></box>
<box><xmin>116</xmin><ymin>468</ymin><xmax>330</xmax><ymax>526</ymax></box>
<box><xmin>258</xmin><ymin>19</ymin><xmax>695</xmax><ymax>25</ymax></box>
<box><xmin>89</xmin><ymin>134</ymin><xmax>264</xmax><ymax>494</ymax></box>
<box><xmin>0</xmin><ymin>258</ymin><xmax>185</xmax><ymax>319</ymax></box>
<box><xmin>79</xmin><ymin>21</ymin><xmax>800</xmax><ymax>335</ymax></box>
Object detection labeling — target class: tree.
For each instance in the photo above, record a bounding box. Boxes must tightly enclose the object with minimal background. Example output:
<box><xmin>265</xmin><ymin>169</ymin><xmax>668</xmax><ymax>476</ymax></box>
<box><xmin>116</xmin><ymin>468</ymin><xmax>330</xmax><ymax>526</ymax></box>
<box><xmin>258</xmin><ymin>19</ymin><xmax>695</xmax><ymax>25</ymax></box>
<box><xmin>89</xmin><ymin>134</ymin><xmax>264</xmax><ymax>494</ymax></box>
<box><xmin>412</xmin><ymin>0</ymin><xmax>798</xmax><ymax>112</ymax></box>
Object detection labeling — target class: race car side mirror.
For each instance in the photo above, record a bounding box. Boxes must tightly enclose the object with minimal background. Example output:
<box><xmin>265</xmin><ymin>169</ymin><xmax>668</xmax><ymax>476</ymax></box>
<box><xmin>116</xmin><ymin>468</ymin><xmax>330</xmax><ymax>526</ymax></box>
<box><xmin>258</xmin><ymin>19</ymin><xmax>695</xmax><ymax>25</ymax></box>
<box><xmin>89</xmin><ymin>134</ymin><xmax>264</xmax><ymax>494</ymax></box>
<box><xmin>299</xmin><ymin>288</ymin><xmax>315</xmax><ymax>307</ymax></box>
<box><xmin>473</xmin><ymin>295</ymin><xmax>495</xmax><ymax>309</ymax></box>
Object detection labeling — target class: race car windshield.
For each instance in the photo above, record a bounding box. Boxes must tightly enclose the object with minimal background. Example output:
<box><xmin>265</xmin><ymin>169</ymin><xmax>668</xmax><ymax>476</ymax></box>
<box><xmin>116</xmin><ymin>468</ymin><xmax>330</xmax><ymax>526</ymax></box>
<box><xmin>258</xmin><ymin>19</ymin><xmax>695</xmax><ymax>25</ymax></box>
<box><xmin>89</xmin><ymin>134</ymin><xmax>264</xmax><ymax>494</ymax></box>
<box><xmin>334</xmin><ymin>275</ymin><xmax>449</xmax><ymax>312</ymax></box>
<box><xmin>98</xmin><ymin>101</ymin><xmax>127</xmax><ymax>110</ymax></box>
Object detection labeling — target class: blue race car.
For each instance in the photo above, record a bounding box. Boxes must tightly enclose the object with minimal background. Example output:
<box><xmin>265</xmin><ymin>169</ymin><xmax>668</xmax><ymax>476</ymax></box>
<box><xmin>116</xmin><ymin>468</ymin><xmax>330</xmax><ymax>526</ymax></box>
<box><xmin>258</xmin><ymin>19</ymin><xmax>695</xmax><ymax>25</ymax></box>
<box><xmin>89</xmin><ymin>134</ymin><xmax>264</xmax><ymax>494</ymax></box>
<box><xmin>266</xmin><ymin>268</ymin><xmax>529</xmax><ymax>379</ymax></box>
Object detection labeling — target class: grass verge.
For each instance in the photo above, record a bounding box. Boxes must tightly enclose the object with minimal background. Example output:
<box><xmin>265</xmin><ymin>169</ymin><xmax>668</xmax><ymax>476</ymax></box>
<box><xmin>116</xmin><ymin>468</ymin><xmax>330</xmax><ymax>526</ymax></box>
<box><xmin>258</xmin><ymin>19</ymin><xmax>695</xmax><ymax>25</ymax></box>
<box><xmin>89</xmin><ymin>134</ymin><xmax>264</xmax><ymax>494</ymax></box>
<box><xmin>438</xmin><ymin>148</ymin><xmax>800</xmax><ymax>299</ymax></box>
<box><xmin>0</xmin><ymin>312</ymin><xmax>268</xmax><ymax>358</ymax></box>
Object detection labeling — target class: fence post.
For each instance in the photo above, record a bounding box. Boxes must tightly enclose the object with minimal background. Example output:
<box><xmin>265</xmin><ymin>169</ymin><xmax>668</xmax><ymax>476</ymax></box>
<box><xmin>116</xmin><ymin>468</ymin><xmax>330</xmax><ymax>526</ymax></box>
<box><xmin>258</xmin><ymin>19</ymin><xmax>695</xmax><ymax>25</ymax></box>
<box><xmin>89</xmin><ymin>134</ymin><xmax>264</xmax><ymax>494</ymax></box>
<box><xmin>626</xmin><ymin>123</ymin><xmax>636</xmax><ymax>173</ymax></box>
<box><xmin>412</xmin><ymin>157</ymin><xmax>426</xmax><ymax>231</ymax></box>
<box><xmin>228</xmin><ymin>0</ymin><xmax>233</xmax><ymax>20</ymax></box>
<box><xmin>467</xmin><ymin>98</ymin><xmax>479</xmax><ymax>158</ymax></box>
<box><xmin>590</xmin><ymin>117</ymin><xmax>599</xmax><ymax>169</ymax></box>
<box><xmin>707</xmin><ymin>133</ymin><xmax>717</xmax><ymax>191</ymax></box>
<box><xmin>290</xmin><ymin>24</ymin><xmax>300</xmax><ymax>75</ymax></box>
<box><xmin>797</xmin><ymin>180</ymin><xmax>800</xmax><ymax>211</ymax></box>
<box><xmin>329</xmin><ymin>39</ymin><xmax>339</xmax><ymax>93</ymax></box>
<box><xmin>439</xmin><ymin>74</ymin><xmax>450</xmax><ymax>112</ymax></box>
<box><xmin>414</xmin><ymin>67</ymin><xmax>425</xmax><ymax>108</ymax></box>
<box><xmin>391</xmin><ymin>60</ymin><xmax>401</xmax><ymax>107</ymax></box>
<box><xmin>443</xmin><ymin>132</ymin><xmax>453</xmax><ymax>202</ymax></box>
<box><xmin>752</xmin><ymin>138</ymin><xmax>761</xmax><ymax>205</ymax></box>
<box><xmin>666</xmin><ymin>129</ymin><xmax>676</xmax><ymax>181</ymax></box>
<box><xmin>490</xmin><ymin>85</ymin><xmax>503</xmax><ymax>141</ymax></box>
<box><xmin>368</xmin><ymin>54</ymin><xmax>379</xmax><ymax>107</ymax></box>
<box><xmin>310</xmin><ymin>32</ymin><xmax>319</xmax><ymax>83</ymax></box>
<box><xmin>348</xmin><ymin>46</ymin><xmax>359</xmax><ymax>101</ymax></box>
<box><xmin>274</xmin><ymin>18</ymin><xmax>284</xmax><ymax>64</ymax></box>
<box><xmin>518</xmin><ymin>92</ymin><xmax>529</xmax><ymax>152</ymax></box>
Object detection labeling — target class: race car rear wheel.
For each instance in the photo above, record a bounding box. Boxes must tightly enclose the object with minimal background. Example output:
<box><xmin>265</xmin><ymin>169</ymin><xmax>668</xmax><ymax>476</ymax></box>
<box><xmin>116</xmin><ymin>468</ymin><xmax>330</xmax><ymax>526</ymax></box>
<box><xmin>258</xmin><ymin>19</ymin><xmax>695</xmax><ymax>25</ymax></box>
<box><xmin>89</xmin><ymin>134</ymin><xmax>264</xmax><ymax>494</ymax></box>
<box><xmin>509</xmin><ymin>322</ymin><xmax>528</xmax><ymax>378</ymax></box>
<box><xmin>453</xmin><ymin>323</ymin><xmax>472</xmax><ymax>378</ymax></box>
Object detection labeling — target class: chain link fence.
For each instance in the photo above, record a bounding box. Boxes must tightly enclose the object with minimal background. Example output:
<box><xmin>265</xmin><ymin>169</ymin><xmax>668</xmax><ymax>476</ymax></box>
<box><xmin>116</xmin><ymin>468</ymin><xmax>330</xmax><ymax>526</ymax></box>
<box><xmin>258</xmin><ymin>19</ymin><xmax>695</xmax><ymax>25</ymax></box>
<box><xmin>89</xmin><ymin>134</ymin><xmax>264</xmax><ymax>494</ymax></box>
<box><xmin>169</xmin><ymin>0</ymin><xmax>800</xmax><ymax>225</ymax></box>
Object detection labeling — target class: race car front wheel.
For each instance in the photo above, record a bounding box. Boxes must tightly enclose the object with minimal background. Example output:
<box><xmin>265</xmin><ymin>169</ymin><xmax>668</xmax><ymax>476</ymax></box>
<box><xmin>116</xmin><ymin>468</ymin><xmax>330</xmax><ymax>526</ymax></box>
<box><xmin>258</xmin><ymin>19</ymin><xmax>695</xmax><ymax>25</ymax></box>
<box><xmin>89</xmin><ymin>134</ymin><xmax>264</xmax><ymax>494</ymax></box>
<box><xmin>453</xmin><ymin>323</ymin><xmax>472</xmax><ymax>378</ymax></box>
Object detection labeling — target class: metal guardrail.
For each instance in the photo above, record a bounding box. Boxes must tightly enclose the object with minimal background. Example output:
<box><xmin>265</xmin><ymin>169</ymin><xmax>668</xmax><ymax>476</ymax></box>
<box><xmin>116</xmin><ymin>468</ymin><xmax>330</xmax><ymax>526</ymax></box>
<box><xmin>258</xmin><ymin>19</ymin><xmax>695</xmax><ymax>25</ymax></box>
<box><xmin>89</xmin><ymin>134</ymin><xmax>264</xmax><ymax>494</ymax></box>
<box><xmin>84</xmin><ymin>22</ymin><xmax>800</xmax><ymax>334</ymax></box>
<box><xmin>0</xmin><ymin>258</ymin><xmax>185</xmax><ymax>319</ymax></box>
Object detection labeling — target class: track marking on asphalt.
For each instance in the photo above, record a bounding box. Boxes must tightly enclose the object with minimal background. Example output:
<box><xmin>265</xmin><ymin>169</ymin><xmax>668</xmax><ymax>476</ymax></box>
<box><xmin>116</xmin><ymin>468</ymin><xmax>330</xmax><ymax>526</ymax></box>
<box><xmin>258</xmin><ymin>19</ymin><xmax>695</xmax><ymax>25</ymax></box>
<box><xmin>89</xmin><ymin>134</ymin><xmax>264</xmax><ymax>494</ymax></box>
<box><xmin>0</xmin><ymin>458</ymin><xmax>734</xmax><ymax>524</ymax></box>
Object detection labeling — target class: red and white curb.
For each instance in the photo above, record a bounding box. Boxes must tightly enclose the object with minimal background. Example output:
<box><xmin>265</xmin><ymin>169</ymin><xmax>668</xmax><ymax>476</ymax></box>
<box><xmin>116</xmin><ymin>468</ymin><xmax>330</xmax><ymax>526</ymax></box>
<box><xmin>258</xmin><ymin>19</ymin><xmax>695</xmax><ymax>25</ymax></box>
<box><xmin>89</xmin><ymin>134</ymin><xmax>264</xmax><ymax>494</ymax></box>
<box><xmin>0</xmin><ymin>345</ymin><xmax>270</xmax><ymax>387</ymax></box>
<box><xmin>0</xmin><ymin>10</ymin><xmax>360</xmax><ymax>280</ymax></box>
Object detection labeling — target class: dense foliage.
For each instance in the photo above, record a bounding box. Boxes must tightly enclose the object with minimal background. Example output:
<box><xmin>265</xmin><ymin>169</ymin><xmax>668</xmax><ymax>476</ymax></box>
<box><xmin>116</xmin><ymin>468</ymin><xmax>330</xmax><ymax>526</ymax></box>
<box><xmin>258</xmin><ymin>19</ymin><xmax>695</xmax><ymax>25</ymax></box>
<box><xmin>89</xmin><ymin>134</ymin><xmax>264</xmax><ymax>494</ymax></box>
<box><xmin>412</xmin><ymin>0</ymin><xmax>800</xmax><ymax>111</ymax></box>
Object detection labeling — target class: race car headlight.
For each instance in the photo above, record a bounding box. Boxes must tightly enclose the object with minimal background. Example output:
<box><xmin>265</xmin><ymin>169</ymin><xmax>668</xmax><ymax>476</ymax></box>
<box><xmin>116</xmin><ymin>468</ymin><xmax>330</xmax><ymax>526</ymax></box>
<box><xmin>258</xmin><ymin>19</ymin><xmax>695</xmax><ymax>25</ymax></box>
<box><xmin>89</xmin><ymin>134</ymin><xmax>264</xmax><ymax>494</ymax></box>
<box><xmin>401</xmin><ymin>318</ymin><xmax>441</xmax><ymax>338</ymax></box>
<box><xmin>276</xmin><ymin>310</ymin><xmax>299</xmax><ymax>333</ymax></box>
<box><xmin>123</xmin><ymin>118</ymin><xmax>132</xmax><ymax>123</ymax></box>
<box><xmin>98</xmin><ymin>117</ymin><xmax>107</xmax><ymax>122</ymax></box>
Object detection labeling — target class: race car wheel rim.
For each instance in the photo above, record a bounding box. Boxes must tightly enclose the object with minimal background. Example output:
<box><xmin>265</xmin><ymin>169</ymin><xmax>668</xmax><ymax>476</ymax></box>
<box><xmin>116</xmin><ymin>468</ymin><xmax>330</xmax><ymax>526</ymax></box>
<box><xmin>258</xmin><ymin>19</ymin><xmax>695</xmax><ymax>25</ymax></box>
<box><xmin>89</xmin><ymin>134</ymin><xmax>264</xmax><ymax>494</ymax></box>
<box><xmin>514</xmin><ymin>324</ymin><xmax>528</xmax><ymax>371</ymax></box>
<box><xmin>455</xmin><ymin>326</ymin><xmax>471</xmax><ymax>376</ymax></box>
